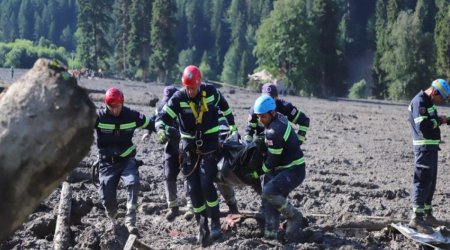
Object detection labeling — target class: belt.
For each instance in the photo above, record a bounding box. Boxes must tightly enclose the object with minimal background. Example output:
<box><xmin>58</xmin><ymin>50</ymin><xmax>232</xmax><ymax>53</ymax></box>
<box><xmin>100</xmin><ymin>155</ymin><xmax>128</xmax><ymax>164</ymax></box>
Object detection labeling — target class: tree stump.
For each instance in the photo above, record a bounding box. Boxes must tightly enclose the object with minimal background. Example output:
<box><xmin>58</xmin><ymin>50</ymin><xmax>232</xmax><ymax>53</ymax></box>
<box><xmin>0</xmin><ymin>59</ymin><xmax>96</xmax><ymax>241</ymax></box>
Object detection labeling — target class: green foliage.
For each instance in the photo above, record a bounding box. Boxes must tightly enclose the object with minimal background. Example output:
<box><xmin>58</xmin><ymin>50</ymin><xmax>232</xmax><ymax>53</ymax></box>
<box><xmin>380</xmin><ymin>10</ymin><xmax>434</xmax><ymax>100</ymax></box>
<box><xmin>435</xmin><ymin>4</ymin><xmax>450</xmax><ymax>78</ymax></box>
<box><xmin>178</xmin><ymin>47</ymin><xmax>196</xmax><ymax>72</ymax></box>
<box><xmin>199</xmin><ymin>52</ymin><xmax>213</xmax><ymax>81</ymax></box>
<box><xmin>0</xmin><ymin>39</ymin><xmax>68</xmax><ymax>68</ymax></box>
<box><xmin>254</xmin><ymin>0</ymin><xmax>315</xmax><ymax>94</ymax></box>
<box><xmin>149</xmin><ymin>0</ymin><xmax>177</xmax><ymax>83</ymax></box>
<box><xmin>348</xmin><ymin>79</ymin><xmax>367</xmax><ymax>98</ymax></box>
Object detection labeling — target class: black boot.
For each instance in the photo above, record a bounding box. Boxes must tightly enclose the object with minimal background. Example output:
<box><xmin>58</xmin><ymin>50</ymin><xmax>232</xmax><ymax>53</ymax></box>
<box><xmin>165</xmin><ymin>206</ymin><xmax>180</xmax><ymax>221</ymax></box>
<box><xmin>208</xmin><ymin>217</ymin><xmax>222</xmax><ymax>244</ymax></box>
<box><xmin>196</xmin><ymin>215</ymin><xmax>210</xmax><ymax>246</ymax></box>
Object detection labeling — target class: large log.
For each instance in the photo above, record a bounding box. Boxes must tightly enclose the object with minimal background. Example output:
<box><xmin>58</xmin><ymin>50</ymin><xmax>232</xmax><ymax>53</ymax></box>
<box><xmin>53</xmin><ymin>182</ymin><xmax>72</xmax><ymax>250</ymax></box>
<box><xmin>0</xmin><ymin>59</ymin><xmax>96</xmax><ymax>241</ymax></box>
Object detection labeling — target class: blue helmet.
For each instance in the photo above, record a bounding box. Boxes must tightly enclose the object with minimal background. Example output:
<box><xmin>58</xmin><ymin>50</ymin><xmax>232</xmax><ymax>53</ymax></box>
<box><xmin>432</xmin><ymin>79</ymin><xmax>450</xmax><ymax>99</ymax></box>
<box><xmin>253</xmin><ymin>95</ymin><xmax>276</xmax><ymax>114</ymax></box>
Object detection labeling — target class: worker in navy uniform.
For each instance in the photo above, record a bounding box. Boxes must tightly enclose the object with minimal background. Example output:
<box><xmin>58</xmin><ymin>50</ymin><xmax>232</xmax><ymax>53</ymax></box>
<box><xmin>408</xmin><ymin>79</ymin><xmax>450</xmax><ymax>234</ymax></box>
<box><xmin>248</xmin><ymin>95</ymin><xmax>305</xmax><ymax>241</ymax></box>
<box><xmin>154</xmin><ymin>86</ymin><xmax>187</xmax><ymax>220</ymax></box>
<box><xmin>156</xmin><ymin>65</ymin><xmax>238</xmax><ymax>246</ymax></box>
<box><xmin>244</xmin><ymin>83</ymin><xmax>309</xmax><ymax>145</ymax></box>
<box><xmin>95</xmin><ymin>87</ymin><xmax>155</xmax><ymax>235</ymax></box>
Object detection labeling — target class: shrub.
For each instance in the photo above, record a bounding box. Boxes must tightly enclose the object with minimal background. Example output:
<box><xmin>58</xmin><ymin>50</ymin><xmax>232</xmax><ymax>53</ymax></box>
<box><xmin>348</xmin><ymin>79</ymin><xmax>367</xmax><ymax>99</ymax></box>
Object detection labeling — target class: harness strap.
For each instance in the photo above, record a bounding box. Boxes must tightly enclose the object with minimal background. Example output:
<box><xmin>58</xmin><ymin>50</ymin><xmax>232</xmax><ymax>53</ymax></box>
<box><xmin>188</xmin><ymin>90</ymin><xmax>209</xmax><ymax>124</ymax></box>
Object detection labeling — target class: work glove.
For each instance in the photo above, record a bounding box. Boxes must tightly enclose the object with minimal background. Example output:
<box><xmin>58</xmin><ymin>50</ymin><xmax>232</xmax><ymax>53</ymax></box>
<box><xmin>297</xmin><ymin>131</ymin><xmax>306</xmax><ymax>145</ymax></box>
<box><xmin>229</xmin><ymin>125</ymin><xmax>239</xmax><ymax>141</ymax></box>
<box><xmin>243</xmin><ymin>134</ymin><xmax>253</xmax><ymax>144</ymax></box>
<box><xmin>157</xmin><ymin>130</ymin><xmax>168</xmax><ymax>144</ymax></box>
<box><xmin>243</xmin><ymin>171</ymin><xmax>259</xmax><ymax>183</ymax></box>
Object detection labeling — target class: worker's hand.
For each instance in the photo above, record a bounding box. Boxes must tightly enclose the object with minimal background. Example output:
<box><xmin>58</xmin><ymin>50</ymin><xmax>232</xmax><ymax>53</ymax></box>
<box><xmin>141</xmin><ymin>133</ymin><xmax>151</xmax><ymax>141</ymax></box>
<box><xmin>157</xmin><ymin>130</ymin><xmax>168</xmax><ymax>144</ymax></box>
<box><xmin>243</xmin><ymin>135</ymin><xmax>253</xmax><ymax>144</ymax></box>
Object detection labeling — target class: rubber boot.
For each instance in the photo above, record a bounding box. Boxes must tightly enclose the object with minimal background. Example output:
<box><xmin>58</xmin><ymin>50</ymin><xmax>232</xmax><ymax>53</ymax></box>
<box><xmin>125</xmin><ymin>213</ymin><xmax>138</xmax><ymax>235</ymax></box>
<box><xmin>424</xmin><ymin>211</ymin><xmax>441</xmax><ymax>227</ymax></box>
<box><xmin>166</xmin><ymin>206</ymin><xmax>180</xmax><ymax>221</ymax></box>
<box><xmin>409</xmin><ymin>213</ymin><xmax>434</xmax><ymax>234</ymax></box>
<box><xmin>196</xmin><ymin>214</ymin><xmax>210</xmax><ymax>246</ymax></box>
<box><xmin>184</xmin><ymin>198</ymin><xmax>194</xmax><ymax>220</ymax></box>
<box><xmin>280</xmin><ymin>202</ymin><xmax>303</xmax><ymax>241</ymax></box>
<box><xmin>208</xmin><ymin>217</ymin><xmax>222</xmax><ymax>244</ymax></box>
<box><xmin>164</xmin><ymin>180</ymin><xmax>180</xmax><ymax>221</ymax></box>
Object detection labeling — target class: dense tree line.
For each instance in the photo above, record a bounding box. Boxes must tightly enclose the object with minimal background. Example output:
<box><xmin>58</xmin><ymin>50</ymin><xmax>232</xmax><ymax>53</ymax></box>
<box><xmin>0</xmin><ymin>0</ymin><xmax>449</xmax><ymax>99</ymax></box>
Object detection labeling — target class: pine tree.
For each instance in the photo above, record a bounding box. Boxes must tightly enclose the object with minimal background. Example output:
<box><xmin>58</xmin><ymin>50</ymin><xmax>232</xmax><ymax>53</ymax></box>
<box><xmin>76</xmin><ymin>0</ymin><xmax>113</xmax><ymax>69</ymax></box>
<box><xmin>435</xmin><ymin>3</ymin><xmax>450</xmax><ymax>77</ymax></box>
<box><xmin>149</xmin><ymin>0</ymin><xmax>177</xmax><ymax>83</ymax></box>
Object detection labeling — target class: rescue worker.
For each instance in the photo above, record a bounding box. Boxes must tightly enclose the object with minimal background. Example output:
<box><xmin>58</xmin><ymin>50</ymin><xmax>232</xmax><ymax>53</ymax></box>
<box><xmin>95</xmin><ymin>87</ymin><xmax>154</xmax><ymax>235</ymax></box>
<box><xmin>408</xmin><ymin>79</ymin><xmax>450</xmax><ymax>234</ymax></box>
<box><xmin>248</xmin><ymin>95</ymin><xmax>305</xmax><ymax>241</ymax></box>
<box><xmin>155</xmin><ymin>86</ymin><xmax>188</xmax><ymax>221</ymax></box>
<box><xmin>156</xmin><ymin>65</ymin><xmax>238</xmax><ymax>246</ymax></box>
<box><xmin>244</xmin><ymin>83</ymin><xmax>309</xmax><ymax>145</ymax></box>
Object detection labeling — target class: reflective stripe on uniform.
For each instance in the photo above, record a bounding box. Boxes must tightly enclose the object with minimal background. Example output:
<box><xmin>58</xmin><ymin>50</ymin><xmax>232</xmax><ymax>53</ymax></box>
<box><xmin>180</xmin><ymin>132</ymin><xmax>195</xmax><ymax>139</ymax></box>
<box><xmin>414</xmin><ymin>116</ymin><xmax>427</xmax><ymax>124</ymax></box>
<box><xmin>127</xmin><ymin>202</ymin><xmax>137</xmax><ymax>211</ymax></box>
<box><xmin>262</xmin><ymin>163</ymin><xmax>270</xmax><ymax>173</ymax></box>
<box><xmin>431</xmin><ymin>119</ymin><xmax>438</xmax><ymax>129</ymax></box>
<box><xmin>120</xmin><ymin>145</ymin><xmax>137</xmax><ymax>157</ymax></box>
<box><xmin>180</xmin><ymin>101</ymin><xmax>190</xmax><ymax>108</ymax></box>
<box><xmin>283</xmin><ymin>123</ymin><xmax>292</xmax><ymax>141</ymax></box>
<box><xmin>292</xmin><ymin>111</ymin><xmax>301</xmax><ymax>123</ymax></box>
<box><xmin>205</xmin><ymin>95</ymin><xmax>215</xmax><ymax>104</ymax></box>
<box><xmin>424</xmin><ymin>204</ymin><xmax>432</xmax><ymax>210</ymax></box>
<box><xmin>427</xmin><ymin>105</ymin><xmax>436</xmax><ymax>113</ymax></box>
<box><xmin>163</xmin><ymin>105</ymin><xmax>177</xmax><ymax>118</ymax></box>
<box><xmin>140</xmin><ymin>116</ymin><xmax>150</xmax><ymax>128</ymax></box>
<box><xmin>268</xmin><ymin>147</ymin><xmax>283</xmax><ymax>155</ymax></box>
<box><xmin>274</xmin><ymin>157</ymin><xmax>305</xmax><ymax>171</ymax></box>
<box><xmin>120</xmin><ymin>122</ymin><xmax>136</xmax><ymax>130</ymax></box>
<box><xmin>248</xmin><ymin>122</ymin><xmax>258</xmax><ymax>128</ymax></box>
<box><xmin>205</xmin><ymin>126</ymin><xmax>219</xmax><ymax>134</ymax></box>
<box><xmin>193</xmin><ymin>204</ymin><xmax>207</xmax><ymax>213</ymax></box>
<box><xmin>413</xmin><ymin>207</ymin><xmax>425</xmax><ymax>213</ymax></box>
<box><xmin>206</xmin><ymin>199</ymin><xmax>219</xmax><ymax>208</ymax></box>
<box><xmin>222</xmin><ymin>108</ymin><xmax>232</xmax><ymax>116</ymax></box>
<box><xmin>98</xmin><ymin>123</ymin><xmax>115</xmax><ymax>130</ymax></box>
<box><xmin>298</xmin><ymin>125</ymin><xmax>308</xmax><ymax>132</ymax></box>
<box><xmin>412</xmin><ymin>139</ymin><xmax>440</xmax><ymax>146</ymax></box>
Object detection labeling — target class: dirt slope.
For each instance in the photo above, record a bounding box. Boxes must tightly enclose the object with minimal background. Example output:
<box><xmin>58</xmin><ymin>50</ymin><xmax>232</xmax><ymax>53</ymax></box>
<box><xmin>2</xmin><ymin>75</ymin><xmax>450</xmax><ymax>249</ymax></box>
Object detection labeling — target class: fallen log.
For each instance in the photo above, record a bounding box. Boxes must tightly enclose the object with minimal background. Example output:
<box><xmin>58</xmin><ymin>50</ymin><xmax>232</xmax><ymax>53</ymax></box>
<box><xmin>0</xmin><ymin>59</ymin><xmax>96</xmax><ymax>241</ymax></box>
<box><xmin>54</xmin><ymin>182</ymin><xmax>72</xmax><ymax>250</ymax></box>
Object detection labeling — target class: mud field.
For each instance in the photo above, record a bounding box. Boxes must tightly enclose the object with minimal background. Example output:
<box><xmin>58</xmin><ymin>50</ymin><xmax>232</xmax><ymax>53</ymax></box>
<box><xmin>2</xmin><ymin>73</ymin><xmax>450</xmax><ymax>249</ymax></box>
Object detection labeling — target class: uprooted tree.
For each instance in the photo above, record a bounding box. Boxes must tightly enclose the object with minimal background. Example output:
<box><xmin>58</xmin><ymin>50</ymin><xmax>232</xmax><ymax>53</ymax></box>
<box><xmin>0</xmin><ymin>58</ymin><xmax>96</xmax><ymax>241</ymax></box>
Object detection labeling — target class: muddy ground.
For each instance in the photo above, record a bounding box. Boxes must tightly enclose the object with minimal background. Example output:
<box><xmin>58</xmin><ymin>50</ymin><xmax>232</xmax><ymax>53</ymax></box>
<box><xmin>2</xmin><ymin>70</ymin><xmax>450</xmax><ymax>249</ymax></box>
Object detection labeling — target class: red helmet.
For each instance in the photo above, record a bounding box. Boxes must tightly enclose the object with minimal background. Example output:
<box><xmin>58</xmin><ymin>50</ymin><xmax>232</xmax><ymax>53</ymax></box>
<box><xmin>105</xmin><ymin>87</ymin><xmax>124</xmax><ymax>107</ymax></box>
<box><xmin>182</xmin><ymin>65</ymin><xmax>202</xmax><ymax>87</ymax></box>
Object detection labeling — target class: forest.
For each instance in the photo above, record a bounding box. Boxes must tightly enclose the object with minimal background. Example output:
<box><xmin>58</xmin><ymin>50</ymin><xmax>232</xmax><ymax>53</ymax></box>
<box><xmin>0</xmin><ymin>0</ymin><xmax>449</xmax><ymax>100</ymax></box>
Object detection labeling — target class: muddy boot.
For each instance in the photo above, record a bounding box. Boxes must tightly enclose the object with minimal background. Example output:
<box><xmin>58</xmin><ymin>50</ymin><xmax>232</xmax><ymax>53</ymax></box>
<box><xmin>264</xmin><ymin>230</ymin><xmax>278</xmax><ymax>240</ymax></box>
<box><xmin>424</xmin><ymin>213</ymin><xmax>441</xmax><ymax>227</ymax></box>
<box><xmin>280</xmin><ymin>203</ymin><xmax>303</xmax><ymax>241</ymax></box>
<box><xmin>125</xmin><ymin>210</ymin><xmax>139</xmax><ymax>236</ymax></box>
<box><xmin>208</xmin><ymin>218</ymin><xmax>222</xmax><ymax>244</ymax></box>
<box><xmin>166</xmin><ymin>206</ymin><xmax>180</xmax><ymax>221</ymax></box>
<box><xmin>408</xmin><ymin>215</ymin><xmax>434</xmax><ymax>234</ymax></box>
<box><xmin>196</xmin><ymin>215</ymin><xmax>210</xmax><ymax>246</ymax></box>
<box><xmin>184</xmin><ymin>199</ymin><xmax>194</xmax><ymax>220</ymax></box>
